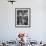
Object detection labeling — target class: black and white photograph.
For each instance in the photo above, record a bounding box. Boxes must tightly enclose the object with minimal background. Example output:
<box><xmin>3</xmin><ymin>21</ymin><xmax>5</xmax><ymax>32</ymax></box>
<box><xmin>15</xmin><ymin>8</ymin><xmax>31</xmax><ymax>27</ymax></box>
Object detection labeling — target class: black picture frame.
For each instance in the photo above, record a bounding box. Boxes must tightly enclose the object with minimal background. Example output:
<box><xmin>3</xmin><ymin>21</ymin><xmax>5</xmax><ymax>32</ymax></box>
<box><xmin>15</xmin><ymin>8</ymin><xmax>31</xmax><ymax>28</ymax></box>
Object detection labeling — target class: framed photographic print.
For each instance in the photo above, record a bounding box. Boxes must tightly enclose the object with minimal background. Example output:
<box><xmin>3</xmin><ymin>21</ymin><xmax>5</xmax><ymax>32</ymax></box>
<box><xmin>15</xmin><ymin>8</ymin><xmax>31</xmax><ymax>27</ymax></box>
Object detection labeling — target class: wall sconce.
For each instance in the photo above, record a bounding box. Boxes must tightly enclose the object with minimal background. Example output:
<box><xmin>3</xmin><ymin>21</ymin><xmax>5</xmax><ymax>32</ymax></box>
<box><xmin>8</xmin><ymin>0</ymin><xmax>16</xmax><ymax>4</ymax></box>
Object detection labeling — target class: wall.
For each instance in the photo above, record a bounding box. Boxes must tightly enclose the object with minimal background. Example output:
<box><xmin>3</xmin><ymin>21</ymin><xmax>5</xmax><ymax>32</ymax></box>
<box><xmin>0</xmin><ymin>0</ymin><xmax>46</xmax><ymax>42</ymax></box>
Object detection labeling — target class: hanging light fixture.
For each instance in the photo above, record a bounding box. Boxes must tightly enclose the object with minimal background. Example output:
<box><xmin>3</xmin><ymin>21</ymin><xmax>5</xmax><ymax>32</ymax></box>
<box><xmin>8</xmin><ymin>0</ymin><xmax>16</xmax><ymax>4</ymax></box>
